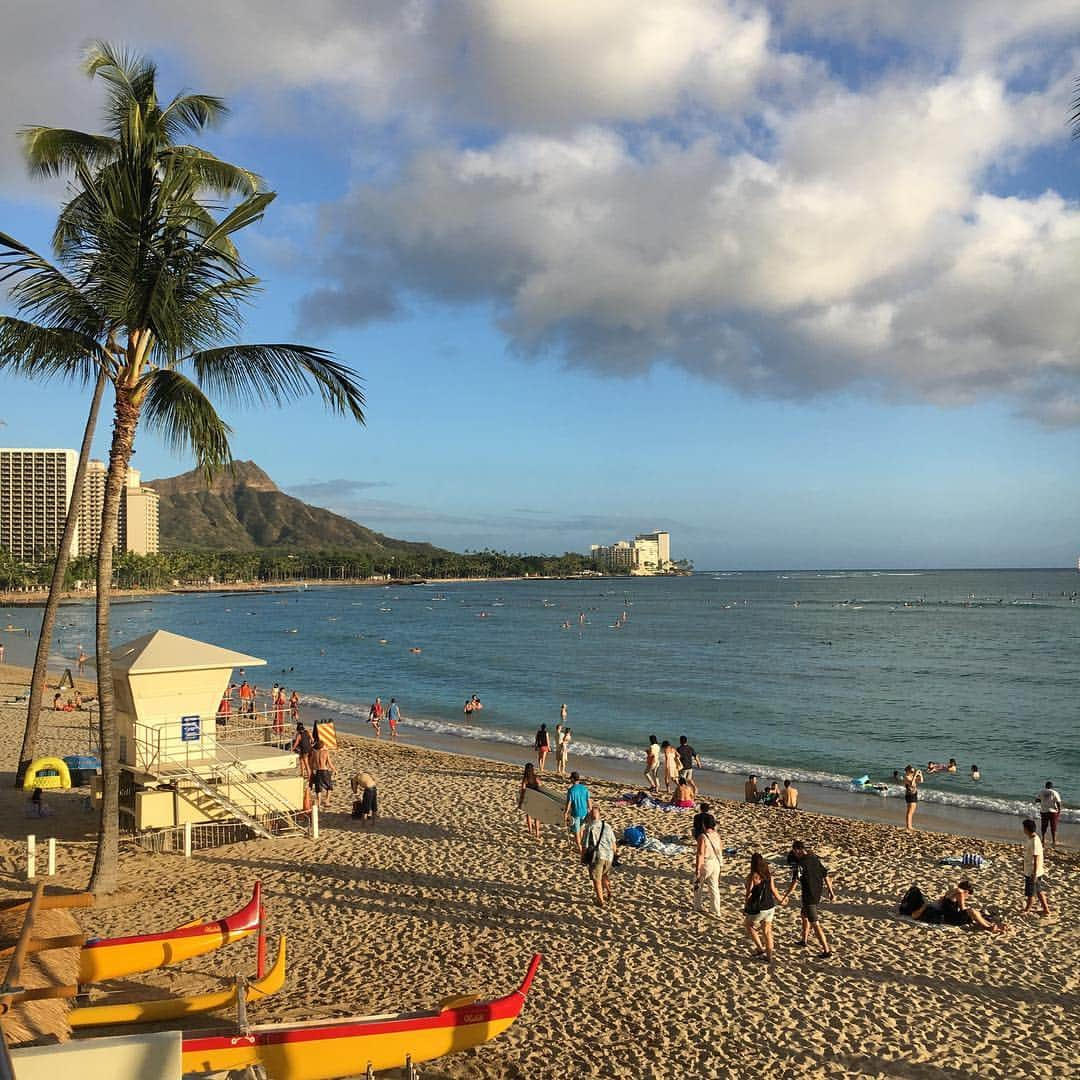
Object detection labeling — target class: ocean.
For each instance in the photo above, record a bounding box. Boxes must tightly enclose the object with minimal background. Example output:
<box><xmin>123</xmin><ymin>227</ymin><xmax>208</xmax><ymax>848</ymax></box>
<box><xmin>10</xmin><ymin>568</ymin><xmax>1078</xmax><ymax>824</ymax></box>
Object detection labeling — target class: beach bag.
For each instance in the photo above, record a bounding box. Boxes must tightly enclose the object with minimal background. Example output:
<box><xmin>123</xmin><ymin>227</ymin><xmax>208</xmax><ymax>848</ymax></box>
<box><xmin>622</xmin><ymin>825</ymin><xmax>647</xmax><ymax>849</ymax></box>
<box><xmin>582</xmin><ymin>823</ymin><xmax>608</xmax><ymax>865</ymax></box>
<box><xmin>961</xmin><ymin>852</ymin><xmax>984</xmax><ymax>869</ymax></box>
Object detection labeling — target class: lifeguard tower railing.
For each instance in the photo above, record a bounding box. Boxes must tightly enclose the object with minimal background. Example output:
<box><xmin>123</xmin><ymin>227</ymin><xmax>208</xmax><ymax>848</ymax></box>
<box><xmin>128</xmin><ymin>708</ymin><xmax>309</xmax><ymax>841</ymax></box>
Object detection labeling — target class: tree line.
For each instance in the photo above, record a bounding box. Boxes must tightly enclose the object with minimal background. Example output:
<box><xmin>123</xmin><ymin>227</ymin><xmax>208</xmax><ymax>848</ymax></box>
<box><xmin>0</xmin><ymin>546</ymin><xmax>613</xmax><ymax>590</ymax></box>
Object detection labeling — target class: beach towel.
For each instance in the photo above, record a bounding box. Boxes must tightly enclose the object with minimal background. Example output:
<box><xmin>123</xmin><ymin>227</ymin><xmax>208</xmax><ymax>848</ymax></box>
<box><xmin>939</xmin><ymin>854</ymin><xmax>986</xmax><ymax>869</ymax></box>
<box><xmin>616</xmin><ymin>792</ymin><xmax>693</xmax><ymax>812</ymax></box>
<box><xmin>641</xmin><ymin>838</ymin><xmax>688</xmax><ymax>856</ymax></box>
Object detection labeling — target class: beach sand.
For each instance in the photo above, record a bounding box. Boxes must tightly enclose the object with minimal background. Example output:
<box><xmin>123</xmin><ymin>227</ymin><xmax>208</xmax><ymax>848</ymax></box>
<box><xmin>0</xmin><ymin>666</ymin><xmax>1075</xmax><ymax>1079</ymax></box>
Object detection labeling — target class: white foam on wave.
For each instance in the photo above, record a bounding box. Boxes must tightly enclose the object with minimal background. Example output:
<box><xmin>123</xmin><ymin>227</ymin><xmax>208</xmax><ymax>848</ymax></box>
<box><xmin>300</xmin><ymin>693</ymin><xmax>1079</xmax><ymax>824</ymax></box>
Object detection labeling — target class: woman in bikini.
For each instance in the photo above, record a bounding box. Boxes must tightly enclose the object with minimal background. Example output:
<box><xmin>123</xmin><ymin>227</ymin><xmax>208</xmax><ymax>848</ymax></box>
<box><xmin>903</xmin><ymin>765</ymin><xmax>923</xmax><ymax>831</ymax></box>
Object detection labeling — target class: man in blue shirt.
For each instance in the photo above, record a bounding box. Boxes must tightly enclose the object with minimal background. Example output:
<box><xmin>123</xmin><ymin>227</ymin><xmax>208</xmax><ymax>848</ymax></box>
<box><xmin>564</xmin><ymin>771</ymin><xmax>592</xmax><ymax>853</ymax></box>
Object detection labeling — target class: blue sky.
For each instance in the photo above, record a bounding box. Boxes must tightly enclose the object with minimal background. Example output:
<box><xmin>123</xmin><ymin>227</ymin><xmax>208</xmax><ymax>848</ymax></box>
<box><xmin>1</xmin><ymin>2</ymin><xmax>1080</xmax><ymax>569</ymax></box>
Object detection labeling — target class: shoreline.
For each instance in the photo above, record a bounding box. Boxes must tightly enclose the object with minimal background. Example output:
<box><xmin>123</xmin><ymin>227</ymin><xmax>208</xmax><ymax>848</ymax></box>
<box><xmin>309</xmin><ymin>703</ymin><xmax>1076</xmax><ymax>851</ymax></box>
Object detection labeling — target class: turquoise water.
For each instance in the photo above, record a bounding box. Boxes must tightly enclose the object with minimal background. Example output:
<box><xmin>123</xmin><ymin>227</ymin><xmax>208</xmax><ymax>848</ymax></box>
<box><xmin>18</xmin><ymin>569</ymin><xmax>1079</xmax><ymax>821</ymax></box>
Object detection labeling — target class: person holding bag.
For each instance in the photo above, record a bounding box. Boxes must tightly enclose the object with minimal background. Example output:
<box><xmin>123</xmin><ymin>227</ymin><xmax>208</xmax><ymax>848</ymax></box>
<box><xmin>744</xmin><ymin>853</ymin><xmax>782</xmax><ymax>963</ymax></box>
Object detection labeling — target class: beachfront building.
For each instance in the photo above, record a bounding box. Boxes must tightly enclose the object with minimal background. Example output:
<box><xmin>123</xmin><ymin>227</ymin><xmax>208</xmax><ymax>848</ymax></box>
<box><xmin>0</xmin><ymin>447</ymin><xmax>79</xmax><ymax>561</ymax></box>
<box><xmin>591</xmin><ymin>530</ymin><xmax>673</xmax><ymax>574</ymax></box>
<box><xmin>79</xmin><ymin>461</ymin><xmax>161</xmax><ymax>557</ymax></box>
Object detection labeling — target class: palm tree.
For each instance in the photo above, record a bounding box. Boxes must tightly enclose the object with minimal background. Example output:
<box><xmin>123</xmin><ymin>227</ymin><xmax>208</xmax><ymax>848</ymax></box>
<box><xmin>0</xmin><ymin>43</ymin><xmax>365</xmax><ymax>894</ymax></box>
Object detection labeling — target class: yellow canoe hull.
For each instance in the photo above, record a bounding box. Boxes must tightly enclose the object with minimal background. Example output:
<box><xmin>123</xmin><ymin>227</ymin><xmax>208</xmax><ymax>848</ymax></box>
<box><xmin>182</xmin><ymin>1016</ymin><xmax>518</xmax><ymax>1079</ymax></box>
<box><xmin>78</xmin><ymin>884</ymin><xmax>261</xmax><ymax>984</ymax></box>
<box><xmin>182</xmin><ymin>953</ymin><xmax>541</xmax><ymax>1080</ymax></box>
<box><xmin>69</xmin><ymin>936</ymin><xmax>285</xmax><ymax>1028</ymax></box>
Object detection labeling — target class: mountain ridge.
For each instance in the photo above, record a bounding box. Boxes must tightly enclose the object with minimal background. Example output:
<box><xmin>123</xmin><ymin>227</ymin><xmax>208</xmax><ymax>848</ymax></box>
<box><xmin>145</xmin><ymin>461</ymin><xmax>442</xmax><ymax>555</ymax></box>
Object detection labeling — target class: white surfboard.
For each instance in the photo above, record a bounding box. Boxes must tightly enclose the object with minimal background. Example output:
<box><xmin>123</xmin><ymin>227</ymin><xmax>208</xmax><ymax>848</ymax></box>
<box><xmin>521</xmin><ymin>785</ymin><xmax>566</xmax><ymax>827</ymax></box>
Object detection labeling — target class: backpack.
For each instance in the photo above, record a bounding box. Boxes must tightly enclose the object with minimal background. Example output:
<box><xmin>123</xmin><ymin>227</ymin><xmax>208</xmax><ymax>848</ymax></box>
<box><xmin>622</xmin><ymin>825</ymin><xmax>647</xmax><ymax>849</ymax></box>
<box><xmin>298</xmin><ymin>730</ymin><xmax>313</xmax><ymax>756</ymax></box>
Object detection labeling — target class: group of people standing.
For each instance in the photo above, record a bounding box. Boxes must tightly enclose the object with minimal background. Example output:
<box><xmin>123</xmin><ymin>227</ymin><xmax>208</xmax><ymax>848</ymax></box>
<box><xmin>534</xmin><ymin>704</ymin><xmax>573</xmax><ymax>775</ymax></box>
<box><xmin>644</xmin><ymin>734</ymin><xmax>702</xmax><ymax>802</ymax></box>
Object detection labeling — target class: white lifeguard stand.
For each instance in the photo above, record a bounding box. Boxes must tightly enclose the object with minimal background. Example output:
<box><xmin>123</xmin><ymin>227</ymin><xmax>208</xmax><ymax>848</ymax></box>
<box><xmin>111</xmin><ymin>630</ymin><xmax>306</xmax><ymax>835</ymax></box>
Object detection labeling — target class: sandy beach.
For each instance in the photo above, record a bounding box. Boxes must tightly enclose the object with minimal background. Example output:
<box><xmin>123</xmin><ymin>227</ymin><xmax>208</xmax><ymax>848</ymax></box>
<box><xmin>0</xmin><ymin>666</ymin><xmax>1076</xmax><ymax>1079</ymax></box>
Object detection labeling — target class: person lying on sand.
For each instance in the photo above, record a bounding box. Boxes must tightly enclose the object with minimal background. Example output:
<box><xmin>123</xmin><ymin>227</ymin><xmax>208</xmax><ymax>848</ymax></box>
<box><xmin>899</xmin><ymin>881</ymin><xmax>1004</xmax><ymax>932</ymax></box>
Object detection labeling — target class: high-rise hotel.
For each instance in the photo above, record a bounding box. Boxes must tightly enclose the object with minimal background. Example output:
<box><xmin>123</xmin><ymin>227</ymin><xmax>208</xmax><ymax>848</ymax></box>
<box><xmin>0</xmin><ymin>448</ymin><xmax>160</xmax><ymax>561</ymax></box>
<box><xmin>0</xmin><ymin>448</ymin><xmax>80</xmax><ymax>561</ymax></box>
<box><xmin>590</xmin><ymin>530</ymin><xmax>672</xmax><ymax>574</ymax></box>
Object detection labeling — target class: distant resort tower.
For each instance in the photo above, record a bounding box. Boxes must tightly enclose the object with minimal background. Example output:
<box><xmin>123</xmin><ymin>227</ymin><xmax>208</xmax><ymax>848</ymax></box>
<box><xmin>591</xmin><ymin>530</ymin><xmax>673</xmax><ymax>574</ymax></box>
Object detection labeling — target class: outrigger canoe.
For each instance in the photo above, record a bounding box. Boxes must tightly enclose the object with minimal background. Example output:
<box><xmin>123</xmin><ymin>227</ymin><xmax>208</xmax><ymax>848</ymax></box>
<box><xmin>78</xmin><ymin>883</ymin><xmax>261</xmax><ymax>984</ymax></box>
<box><xmin>182</xmin><ymin>953</ymin><xmax>541</xmax><ymax>1080</ymax></box>
<box><xmin>69</xmin><ymin>936</ymin><xmax>285</xmax><ymax>1027</ymax></box>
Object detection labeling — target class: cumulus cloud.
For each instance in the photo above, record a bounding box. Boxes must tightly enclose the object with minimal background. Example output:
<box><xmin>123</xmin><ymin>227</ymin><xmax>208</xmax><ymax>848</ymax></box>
<box><xmin>3</xmin><ymin>1</ymin><xmax>1080</xmax><ymax>424</ymax></box>
<box><xmin>300</xmin><ymin>60</ymin><xmax>1080</xmax><ymax>421</ymax></box>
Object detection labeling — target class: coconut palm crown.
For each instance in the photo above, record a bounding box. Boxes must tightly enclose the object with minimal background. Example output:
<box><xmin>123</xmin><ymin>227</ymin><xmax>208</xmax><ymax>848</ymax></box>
<box><xmin>0</xmin><ymin>42</ymin><xmax>365</xmax><ymax>894</ymax></box>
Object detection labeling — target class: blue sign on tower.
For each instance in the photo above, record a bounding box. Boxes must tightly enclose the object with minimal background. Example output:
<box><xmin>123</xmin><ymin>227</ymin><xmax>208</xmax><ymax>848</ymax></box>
<box><xmin>180</xmin><ymin>715</ymin><xmax>201</xmax><ymax>742</ymax></box>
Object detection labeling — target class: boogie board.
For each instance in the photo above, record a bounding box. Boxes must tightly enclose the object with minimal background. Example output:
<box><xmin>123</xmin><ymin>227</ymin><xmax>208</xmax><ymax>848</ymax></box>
<box><xmin>521</xmin><ymin>785</ymin><xmax>566</xmax><ymax>827</ymax></box>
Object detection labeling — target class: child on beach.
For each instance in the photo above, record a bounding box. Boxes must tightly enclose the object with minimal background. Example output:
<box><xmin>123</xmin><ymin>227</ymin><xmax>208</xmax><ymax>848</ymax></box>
<box><xmin>556</xmin><ymin>728</ymin><xmax>571</xmax><ymax>775</ymax></box>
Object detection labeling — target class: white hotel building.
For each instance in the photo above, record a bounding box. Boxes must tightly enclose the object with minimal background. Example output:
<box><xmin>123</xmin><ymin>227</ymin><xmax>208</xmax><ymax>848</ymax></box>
<box><xmin>591</xmin><ymin>530</ymin><xmax>672</xmax><ymax>575</ymax></box>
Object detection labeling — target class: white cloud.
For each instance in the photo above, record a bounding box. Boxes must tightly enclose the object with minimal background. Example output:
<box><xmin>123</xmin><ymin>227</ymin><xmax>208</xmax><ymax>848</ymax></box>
<box><xmin>3</xmin><ymin>2</ymin><xmax>1080</xmax><ymax>424</ymax></box>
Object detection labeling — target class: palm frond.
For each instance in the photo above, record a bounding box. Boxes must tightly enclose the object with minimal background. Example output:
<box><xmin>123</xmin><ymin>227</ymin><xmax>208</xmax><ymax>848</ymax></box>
<box><xmin>18</xmin><ymin>128</ymin><xmax>118</xmax><ymax>178</ymax></box>
<box><xmin>188</xmin><ymin>344</ymin><xmax>366</xmax><ymax>421</ymax></box>
<box><xmin>200</xmin><ymin>192</ymin><xmax>276</xmax><ymax>250</ymax></box>
<box><xmin>0</xmin><ymin>231</ymin><xmax>107</xmax><ymax>337</ymax></box>
<box><xmin>0</xmin><ymin>317</ymin><xmax>107</xmax><ymax>383</ymax></box>
<box><xmin>138</xmin><ymin>367</ymin><xmax>233</xmax><ymax>481</ymax></box>
<box><xmin>161</xmin><ymin>94</ymin><xmax>229</xmax><ymax>138</ymax></box>
<box><xmin>160</xmin><ymin>146</ymin><xmax>262</xmax><ymax>196</ymax></box>
<box><xmin>1072</xmin><ymin>75</ymin><xmax>1080</xmax><ymax>139</ymax></box>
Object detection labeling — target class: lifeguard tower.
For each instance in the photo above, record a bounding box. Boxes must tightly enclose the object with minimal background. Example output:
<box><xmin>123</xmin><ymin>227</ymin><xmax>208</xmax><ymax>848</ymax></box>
<box><xmin>112</xmin><ymin>630</ymin><xmax>308</xmax><ymax>845</ymax></box>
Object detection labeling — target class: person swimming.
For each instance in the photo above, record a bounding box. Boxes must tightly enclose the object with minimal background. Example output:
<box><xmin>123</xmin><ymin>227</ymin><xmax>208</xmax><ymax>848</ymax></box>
<box><xmin>971</xmin><ymin>765</ymin><xmax>981</xmax><ymax>781</ymax></box>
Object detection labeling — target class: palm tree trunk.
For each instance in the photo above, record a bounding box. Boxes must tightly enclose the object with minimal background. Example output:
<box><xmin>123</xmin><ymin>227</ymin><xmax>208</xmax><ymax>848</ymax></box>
<box><xmin>15</xmin><ymin>370</ymin><xmax>107</xmax><ymax>787</ymax></box>
<box><xmin>87</xmin><ymin>386</ymin><xmax>140</xmax><ymax>896</ymax></box>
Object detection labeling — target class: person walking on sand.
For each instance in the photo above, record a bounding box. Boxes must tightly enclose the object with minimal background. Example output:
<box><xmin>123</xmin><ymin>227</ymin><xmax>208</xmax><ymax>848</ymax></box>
<box><xmin>310</xmin><ymin>738</ymin><xmax>335</xmax><ymax>810</ymax></box>
<box><xmin>644</xmin><ymin>735</ymin><xmax>661</xmax><ymax>792</ymax></box>
<box><xmin>1021</xmin><ymin>818</ymin><xmax>1051</xmax><ymax>917</ymax></box>
<box><xmin>556</xmin><ymin>727</ymin><xmax>572</xmax><ymax>776</ymax></box>
<box><xmin>693</xmin><ymin>812</ymin><xmax>723</xmax><ymax>918</ymax></box>
<box><xmin>661</xmin><ymin>740</ymin><xmax>679</xmax><ymax>793</ymax></box>
<box><xmin>1035</xmin><ymin>781</ymin><xmax>1062</xmax><ymax>847</ymax></box>
<box><xmin>564</xmin><ymin>771</ymin><xmax>591</xmax><ymax>853</ymax></box>
<box><xmin>535</xmin><ymin>723</ymin><xmax>552</xmax><ymax>772</ymax></box>
<box><xmin>368</xmin><ymin>697</ymin><xmax>383</xmax><ymax>737</ymax></box>
<box><xmin>744</xmin><ymin>853</ymin><xmax>783</xmax><ymax>963</ymax></box>
<box><xmin>387</xmin><ymin>697</ymin><xmax>400</xmax><ymax>738</ymax></box>
<box><xmin>781</xmin><ymin>779</ymin><xmax>799</xmax><ymax>809</ymax></box>
<box><xmin>903</xmin><ymin>765</ymin><xmax>923</xmax><ymax>830</ymax></box>
<box><xmin>518</xmin><ymin>763</ymin><xmax>543</xmax><ymax>841</ymax></box>
<box><xmin>676</xmin><ymin>736</ymin><xmax>702</xmax><ymax>793</ymax></box>
<box><xmin>581</xmin><ymin>807</ymin><xmax>615</xmax><ymax>908</ymax></box>
<box><xmin>781</xmin><ymin>840</ymin><xmax>837</xmax><ymax>957</ymax></box>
